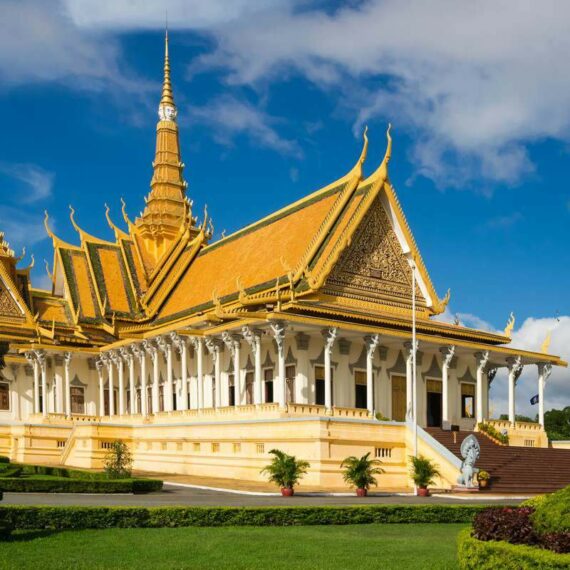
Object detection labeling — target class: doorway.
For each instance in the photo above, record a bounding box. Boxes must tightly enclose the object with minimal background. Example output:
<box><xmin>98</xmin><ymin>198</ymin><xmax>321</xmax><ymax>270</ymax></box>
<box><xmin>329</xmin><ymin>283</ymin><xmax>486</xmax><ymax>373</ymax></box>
<box><xmin>391</xmin><ymin>375</ymin><xmax>406</xmax><ymax>421</ymax></box>
<box><xmin>426</xmin><ymin>379</ymin><xmax>443</xmax><ymax>427</ymax></box>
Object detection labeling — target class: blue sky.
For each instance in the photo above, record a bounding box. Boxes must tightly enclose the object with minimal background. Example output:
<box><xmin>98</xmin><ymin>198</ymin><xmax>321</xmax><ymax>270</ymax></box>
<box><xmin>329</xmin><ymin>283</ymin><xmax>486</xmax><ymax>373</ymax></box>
<box><xmin>0</xmin><ymin>1</ymin><xmax>569</xmax><ymax>414</ymax></box>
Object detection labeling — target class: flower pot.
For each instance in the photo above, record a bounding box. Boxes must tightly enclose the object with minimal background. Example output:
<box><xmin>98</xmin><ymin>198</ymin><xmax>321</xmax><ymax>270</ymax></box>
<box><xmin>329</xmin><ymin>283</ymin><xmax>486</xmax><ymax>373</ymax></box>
<box><xmin>356</xmin><ymin>488</ymin><xmax>368</xmax><ymax>497</ymax></box>
<box><xmin>417</xmin><ymin>487</ymin><xmax>430</xmax><ymax>497</ymax></box>
<box><xmin>479</xmin><ymin>479</ymin><xmax>488</xmax><ymax>489</ymax></box>
<box><xmin>281</xmin><ymin>487</ymin><xmax>294</xmax><ymax>497</ymax></box>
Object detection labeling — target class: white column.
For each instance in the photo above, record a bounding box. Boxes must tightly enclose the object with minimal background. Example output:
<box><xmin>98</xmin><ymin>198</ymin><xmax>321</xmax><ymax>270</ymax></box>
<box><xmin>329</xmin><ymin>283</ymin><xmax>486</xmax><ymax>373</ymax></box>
<box><xmin>269</xmin><ymin>322</ymin><xmax>287</xmax><ymax>409</ymax></box>
<box><xmin>440</xmin><ymin>346</ymin><xmax>455</xmax><ymax>425</ymax></box>
<box><xmin>143</xmin><ymin>340</ymin><xmax>159</xmax><ymax>414</ymax></box>
<box><xmin>157</xmin><ymin>336</ymin><xmax>173</xmax><ymax>412</ymax></box>
<box><xmin>404</xmin><ymin>341</ymin><xmax>417</xmax><ymax>420</ymax></box>
<box><xmin>194</xmin><ymin>338</ymin><xmax>203</xmax><ymax>410</ymax></box>
<box><xmin>537</xmin><ymin>363</ymin><xmax>552</xmax><ymax>427</ymax></box>
<box><xmin>54</xmin><ymin>356</ymin><xmax>63</xmax><ymax>414</ymax></box>
<box><xmin>64</xmin><ymin>352</ymin><xmax>72</xmax><ymax>417</ymax></box>
<box><xmin>112</xmin><ymin>352</ymin><xmax>125</xmax><ymax>416</ymax></box>
<box><xmin>205</xmin><ymin>338</ymin><xmax>222</xmax><ymax>408</ymax></box>
<box><xmin>96</xmin><ymin>358</ymin><xmax>105</xmax><ymax>416</ymax></box>
<box><xmin>365</xmin><ymin>335</ymin><xmax>380</xmax><ymax>416</ymax></box>
<box><xmin>475</xmin><ymin>351</ymin><xmax>489</xmax><ymax>424</ymax></box>
<box><xmin>172</xmin><ymin>333</ymin><xmax>188</xmax><ymax>411</ymax></box>
<box><xmin>26</xmin><ymin>353</ymin><xmax>39</xmax><ymax>414</ymax></box>
<box><xmin>322</xmin><ymin>327</ymin><xmax>337</xmax><ymax>413</ymax></box>
<box><xmin>105</xmin><ymin>355</ymin><xmax>115</xmax><ymax>417</ymax></box>
<box><xmin>223</xmin><ymin>333</ymin><xmax>243</xmax><ymax>406</ymax></box>
<box><xmin>121</xmin><ymin>347</ymin><xmax>136</xmax><ymax>415</ymax></box>
<box><xmin>35</xmin><ymin>351</ymin><xmax>47</xmax><ymax>417</ymax></box>
<box><xmin>133</xmin><ymin>345</ymin><xmax>147</xmax><ymax>417</ymax></box>
<box><xmin>243</xmin><ymin>327</ymin><xmax>262</xmax><ymax>405</ymax></box>
<box><xmin>507</xmin><ymin>356</ymin><xmax>523</xmax><ymax>424</ymax></box>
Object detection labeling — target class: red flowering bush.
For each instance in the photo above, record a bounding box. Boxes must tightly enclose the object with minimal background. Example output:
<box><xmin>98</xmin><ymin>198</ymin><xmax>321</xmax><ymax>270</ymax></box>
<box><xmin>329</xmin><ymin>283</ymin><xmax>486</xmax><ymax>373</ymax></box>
<box><xmin>540</xmin><ymin>532</ymin><xmax>570</xmax><ymax>554</ymax></box>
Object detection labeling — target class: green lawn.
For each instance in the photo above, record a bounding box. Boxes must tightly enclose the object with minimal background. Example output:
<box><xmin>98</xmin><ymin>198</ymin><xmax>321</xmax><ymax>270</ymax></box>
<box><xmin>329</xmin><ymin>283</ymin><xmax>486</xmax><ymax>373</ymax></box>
<box><xmin>0</xmin><ymin>523</ymin><xmax>467</xmax><ymax>569</ymax></box>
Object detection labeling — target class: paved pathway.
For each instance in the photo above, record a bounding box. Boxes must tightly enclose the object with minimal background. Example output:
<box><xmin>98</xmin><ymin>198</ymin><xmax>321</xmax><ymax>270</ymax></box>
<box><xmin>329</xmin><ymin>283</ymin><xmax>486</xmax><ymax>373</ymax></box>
<box><xmin>1</xmin><ymin>484</ymin><xmax>525</xmax><ymax>507</ymax></box>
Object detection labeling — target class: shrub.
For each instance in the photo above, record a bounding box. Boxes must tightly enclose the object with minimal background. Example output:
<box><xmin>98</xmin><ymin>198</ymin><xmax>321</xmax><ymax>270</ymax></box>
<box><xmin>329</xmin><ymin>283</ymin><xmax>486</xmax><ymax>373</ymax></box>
<box><xmin>341</xmin><ymin>453</ymin><xmax>384</xmax><ymax>490</ymax></box>
<box><xmin>458</xmin><ymin>528</ymin><xmax>570</xmax><ymax>569</ymax></box>
<box><xmin>472</xmin><ymin>507</ymin><xmax>538</xmax><ymax>545</ymax></box>
<box><xmin>532</xmin><ymin>485</ymin><xmax>570</xmax><ymax>534</ymax></box>
<box><xmin>261</xmin><ymin>449</ymin><xmax>310</xmax><ymax>490</ymax></box>
<box><xmin>409</xmin><ymin>455</ymin><xmax>441</xmax><ymax>489</ymax></box>
<box><xmin>19</xmin><ymin>464</ymin><xmax>107</xmax><ymax>480</ymax></box>
<box><xmin>0</xmin><ymin>456</ymin><xmax>9</xmax><ymax>464</ymax></box>
<box><xmin>0</xmin><ymin>478</ymin><xmax>162</xmax><ymax>494</ymax></box>
<box><xmin>521</xmin><ymin>495</ymin><xmax>547</xmax><ymax>510</ymax></box>
<box><xmin>104</xmin><ymin>441</ymin><xmax>133</xmax><ymax>479</ymax></box>
<box><xmin>541</xmin><ymin>532</ymin><xmax>570</xmax><ymax>554</ymax></box>
<box><xmin>0</xmin><ymin>504</ymin><xmax>491</xmax><ymax>530</ymax></box>
<box><xmin>477</xmin><ymin>422</ymin><xmax>509</xmax><ymax>445</ymax></box>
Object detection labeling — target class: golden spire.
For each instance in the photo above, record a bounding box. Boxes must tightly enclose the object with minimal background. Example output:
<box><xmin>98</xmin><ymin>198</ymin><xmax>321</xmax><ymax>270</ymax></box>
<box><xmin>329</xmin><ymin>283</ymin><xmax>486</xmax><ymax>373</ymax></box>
<box><xmin>134</xmin><ymin>30</ymin><xmax>198</xmax><ymax>266</ymax></box>
<box><xmin>159</xmin><ymin>30</ymin><xmax>175</xmax><ymax>114</ymax></box>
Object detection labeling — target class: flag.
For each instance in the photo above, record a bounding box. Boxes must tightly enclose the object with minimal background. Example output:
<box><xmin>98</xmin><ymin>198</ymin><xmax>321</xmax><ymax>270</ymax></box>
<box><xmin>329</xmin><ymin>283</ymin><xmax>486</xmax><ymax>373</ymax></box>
<box><xmin>530</xmin><ymin>394</ymin><xmax>539</xmax><ymax>405</ymax></box>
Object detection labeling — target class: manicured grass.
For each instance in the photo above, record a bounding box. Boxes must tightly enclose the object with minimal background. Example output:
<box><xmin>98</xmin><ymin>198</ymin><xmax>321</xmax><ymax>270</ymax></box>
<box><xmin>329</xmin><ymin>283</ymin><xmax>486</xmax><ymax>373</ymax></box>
<box><xmin>0</xmin><ymin>523</ymin><xmax>467</xmax><ymax>569</ymax></box>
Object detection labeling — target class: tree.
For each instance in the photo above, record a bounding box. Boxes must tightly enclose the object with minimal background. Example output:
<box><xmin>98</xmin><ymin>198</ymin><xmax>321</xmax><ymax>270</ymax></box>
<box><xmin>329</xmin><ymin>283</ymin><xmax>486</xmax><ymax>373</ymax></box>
<box><xmin>499</xmin><ymin>414</ymin><xmax>537</xmax><ymax>423</ymax></box>
<box><xmin>104</xmin><ymin>440</ymin><xmax>133</xmax><ymax>479</ymax></box>
<box><xmin>544</xmin><ymin>407</ymin><xmax>570</xmax><ymax>441</ymax></box>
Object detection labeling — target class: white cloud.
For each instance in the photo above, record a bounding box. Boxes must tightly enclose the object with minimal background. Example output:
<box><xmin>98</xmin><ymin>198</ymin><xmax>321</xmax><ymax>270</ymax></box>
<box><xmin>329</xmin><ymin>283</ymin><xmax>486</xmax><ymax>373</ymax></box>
<box><xmin>0</xmin><ymin>206</ymin><xmax>48</xmax><ymax>249</ymax></box>
<box><xmin>0</xmin><ymin>162</ymin><xmax>54</xmax><ymax>203</ymax></box>
<box><xmin>490</xmin><ymin>316</ymin><xmax>570</xmax><ymax>418</ymax></box>
<box><xmin>7</xmin><ymin>1</ymin><xmax>570</xmax><ymax>186</ymax></box>
<box><xmin>189</xmin><ymin>95</ymin><xmax>302</xmax><ymax>157</ymax></box>
<box><xmin>437</xmin><ymin>307</ymin><xmax>498</xmax><ymax>333</ymax></box>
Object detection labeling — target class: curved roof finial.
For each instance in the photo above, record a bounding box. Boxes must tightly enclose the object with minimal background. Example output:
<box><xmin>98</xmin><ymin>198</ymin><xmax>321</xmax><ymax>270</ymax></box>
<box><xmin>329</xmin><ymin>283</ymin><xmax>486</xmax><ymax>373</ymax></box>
<box><xmin>69</xmin><ymin>205</ymin><xmax>81</xmax><ymax>235</ymax></box>
<box><xmin>120</xmin><ymin>197</ymin><xmax>134</xmax><ymax>228</ymax></box>
<box><xmin>44</xmin><ymin>210</ymin><xmax>55</xmax><ymax>240</ymax></box>
<box><xmin>105</xmin><ymin>203</ymin><xmax>128</xmax><ymax>239</ymax></box>
<box><xmin>383</xmin><ymin>123</ymin><xmax>392</xmax><ymax>166</ymax></box>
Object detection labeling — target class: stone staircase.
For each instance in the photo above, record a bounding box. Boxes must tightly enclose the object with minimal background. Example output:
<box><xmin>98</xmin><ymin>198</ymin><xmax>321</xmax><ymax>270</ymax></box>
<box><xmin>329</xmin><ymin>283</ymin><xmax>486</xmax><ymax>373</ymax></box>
<box><xmin>425</xmin><ymin>428</ymin><xmax>570</xmax><ymax>494</ymax></box>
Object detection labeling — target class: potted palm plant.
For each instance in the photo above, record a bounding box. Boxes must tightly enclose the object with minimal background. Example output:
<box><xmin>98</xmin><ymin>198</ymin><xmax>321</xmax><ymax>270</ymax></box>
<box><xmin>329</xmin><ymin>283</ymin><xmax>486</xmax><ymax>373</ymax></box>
<box><xmin>341</xmin><ymin>452</ymin><xmax>384</xmax><ymax>496</ymax></box>
<box><xmin>409</xmin><ymin>455</ymin><xmax>441</xmax><ymax>497</ymax></box>
<box><xmin>261</xmin><ymin>449</ymin><xmax>310</xmax><ymax>496</ymax></box>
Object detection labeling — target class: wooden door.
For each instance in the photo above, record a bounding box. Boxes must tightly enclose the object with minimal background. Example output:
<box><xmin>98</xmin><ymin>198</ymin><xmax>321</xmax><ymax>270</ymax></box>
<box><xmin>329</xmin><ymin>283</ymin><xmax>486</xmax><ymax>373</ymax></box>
<box><xmin>391</xmin><ymin>375</ymin><xmax>406</xmax><ymax>421</ymax></box>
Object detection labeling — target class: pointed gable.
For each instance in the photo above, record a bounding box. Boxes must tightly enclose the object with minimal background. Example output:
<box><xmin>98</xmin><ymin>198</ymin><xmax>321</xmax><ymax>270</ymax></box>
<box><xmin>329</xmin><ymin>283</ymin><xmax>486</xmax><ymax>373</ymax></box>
<box><xmin>324</xmin><ymin>194</ymin><xmax>427</xmax><ymax>311</ymax></box>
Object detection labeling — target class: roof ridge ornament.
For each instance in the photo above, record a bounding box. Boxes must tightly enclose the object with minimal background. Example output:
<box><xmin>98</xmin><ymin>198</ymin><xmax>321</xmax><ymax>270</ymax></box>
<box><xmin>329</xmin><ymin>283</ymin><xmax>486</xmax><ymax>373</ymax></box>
<box><xmin>504</xmin><ymin>312</ymin><xmax>515</xmax><ymax>338</ymax></box>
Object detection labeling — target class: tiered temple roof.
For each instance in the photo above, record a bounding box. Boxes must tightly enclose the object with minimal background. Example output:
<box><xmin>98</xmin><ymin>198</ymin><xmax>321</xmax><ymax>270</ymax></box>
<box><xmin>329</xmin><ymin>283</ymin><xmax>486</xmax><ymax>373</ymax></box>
<box><xmin>0</xmin><ymin>34</ymin><xmax>564</xmax><ymax>368</ymax></box>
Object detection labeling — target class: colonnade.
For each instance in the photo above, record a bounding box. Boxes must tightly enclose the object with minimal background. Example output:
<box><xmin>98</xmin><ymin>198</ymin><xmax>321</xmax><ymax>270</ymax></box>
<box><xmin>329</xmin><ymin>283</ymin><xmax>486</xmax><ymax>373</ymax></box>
<box><xmin>22</xmin><ymin>327</ymin><xmax>554</xmax><ymax>428</ymax></box>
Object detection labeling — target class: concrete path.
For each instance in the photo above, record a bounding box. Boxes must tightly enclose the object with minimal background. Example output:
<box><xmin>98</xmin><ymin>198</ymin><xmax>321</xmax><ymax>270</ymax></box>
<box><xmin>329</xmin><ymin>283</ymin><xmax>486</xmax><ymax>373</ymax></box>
<box><xmin>1</xmin><ymin>484</ymin><xmax>525</xmax><ymax>507</ymax></box>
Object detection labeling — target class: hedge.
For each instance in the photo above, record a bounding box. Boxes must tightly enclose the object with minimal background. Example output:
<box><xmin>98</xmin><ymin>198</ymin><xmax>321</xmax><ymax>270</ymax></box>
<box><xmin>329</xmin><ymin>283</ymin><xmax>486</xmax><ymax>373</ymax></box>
<box><xmin>0</xmin><ymin>478</ymin><xmax>163</xmax><ymax>494</ymax></box>
<box><xmin>0</xmin><ymin>504</ymin><xmax>491</xmax><ymax>530</ymax></box>
<box><xmin>457</xmin><ymin>529</ymin><xmax>570</xmax><ymax>569</ymax></box>
<box><xmin>19</xmin><ymin>464</ymin><xmax>109</xmax><ymax>480</ymax></box>
<box><xmin>532</xmin><ymin>485</ymin><xmax>570</xmax><ymax>534</ymax></box>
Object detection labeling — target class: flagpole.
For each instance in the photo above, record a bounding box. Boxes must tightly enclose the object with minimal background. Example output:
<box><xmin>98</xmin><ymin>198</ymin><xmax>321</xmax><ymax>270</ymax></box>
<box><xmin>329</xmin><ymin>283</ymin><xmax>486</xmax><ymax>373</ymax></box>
<box><xmin>412</xmin><ymin>258</ymin><xmax>418</xmax><ymax>492</ymax></box>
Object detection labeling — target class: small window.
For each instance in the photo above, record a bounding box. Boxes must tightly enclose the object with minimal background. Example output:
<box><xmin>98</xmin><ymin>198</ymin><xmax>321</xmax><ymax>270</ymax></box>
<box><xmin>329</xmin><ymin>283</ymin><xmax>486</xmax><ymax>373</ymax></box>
<box><xmin>374</xmin><ymin>447</ymin><xmax>392</xmax><ymax>459</ymax></box>
<box><xmin>354</xmin><ymin>370</ymin><xmax>367</xmax><ymax>409</ymax></box>
<box><xmin>211</xmin><ymin>442</ymin><xmax>220</xmax><ymax>453</ymax></box>
<box><xmin>70</xmin><ymin>386</ymin><xmax>85</xmax><ymax>414</ymax></box>
<box><xmin>0</xmin><ymin>383</ymin><xmax>9</xmax><ymax>411</ymax></box>
<box><xmin>233</xmin><ymin>443</ymin><xmax>241</xmax><ymax>453</ymax></box>
<box><xmin>193</xmin><ymin>442</ymin><xmax>200</xmax><ymax>452</ymax></box>
<box><xmin>256</xmin><ymin>443</ymin><xmax>265</xmax><ymax>454</ymax></box>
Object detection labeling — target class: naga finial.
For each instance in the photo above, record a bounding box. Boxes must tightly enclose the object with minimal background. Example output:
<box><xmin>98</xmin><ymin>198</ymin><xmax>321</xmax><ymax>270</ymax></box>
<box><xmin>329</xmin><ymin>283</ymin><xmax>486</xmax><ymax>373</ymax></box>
<box><xmin>504</xmin><ymin>312</ymin><xmax>515</xmax><ymax>338</ymax></box>
<box><xmin>44</xmin><ymin>210</ymin><xmax>55</xmax><ymax>240</ymax></box>
<box><xmin>69</xmin><ymin>205</ymin><xmax>81</xmax><ymax>234</ymax></box>
<box><xmin>44</xmin><ymin>259</ymin><xmax>53</xmax><ymax>283</ymax></box>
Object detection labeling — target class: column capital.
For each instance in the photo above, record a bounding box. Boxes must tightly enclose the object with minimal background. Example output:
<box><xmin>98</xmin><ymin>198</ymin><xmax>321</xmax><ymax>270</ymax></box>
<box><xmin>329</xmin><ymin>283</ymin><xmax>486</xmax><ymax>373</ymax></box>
<box><xmin>242</xmin><ymin>326</ymin><xmax>261</xmax><ymax>348</ymax></box>
<box><xmin>63</xmin><ymin>351</ymin><xmax>72</xmax><ymax>369</ymax></box>
<box><xmin>119</xmin><ymin>346</ymin><xmax>133</xmax><ymax>363</ymax></box>
<box><xmin>440</xmin><ymin>345</ymin><xmax>456</xmax><ymax>369</ymax></box>
<box><xmin>404</xmin><ymin>340</ymin><xmax>419</xmax><ymax>361</ymax></box>
<box><xmin>156</xmin><ymin>335</ymin><xmax>171</xmax><ymax>357</ymax></box>
<box><xmin>486</xmin><ymin>367</ymin><xmax>498</xmax><ymax>387</ymax></box>
<box><xmin>33</xmin><ymin>349</ymin><xmax>47</xmax><ymax>369</ymax></box>
<box><xmin>187</xmin><ymin>335</ymin><xmax>202</xmax><ymax>351</ymax></box>
<box><xmin>204</xmin><ymin>336</ymin><xmax>222</xmax><ymax>355</ymax></box>
<box><xmin>142</xmin><ymin>339</ymin><xmax>158</xmax><ymax>362</ymax></box>
<box><xmin>269</xmin><ymin>321</ymin><xmax>286</xmax><ymax>355</ymax></box>
<box><xmin>24</xmin><ymin>351</ymin><xmax>35</xmax><ymax>365</ymax></box>
<box><xmin>221</xmin><ymin>331</ymin><xmax>241</xmax><ymax>354</ymax></box>
<box><xmin>131</xmin><ymin>343</ymin><xmax>145</xmax><ymax>361</ymax></box>
<box><xmin>321</xmin><ymin>327</ymin><xmax>337</xmax><ymax>353</ymax></box>
<box><xmin>365</xmin><ymin>334</ymin><xmax>381</xmax><ymax>358</ymax></box>
<box><xmin>538</xmin><ymin>362</ymin><xmax>553</xmax><ymax>383</ymax></box>
<box><xmin>507</xmin><ymin>356</ymin><xmax>524</xmax><ymax>383</ymax></box>
<box><xmin>95</xmin><ymin>357</ymin><xmax>105</xmax><ymax>374</ymax></box>
<box><xmin>475</xmin><ymin>350</ymin><xmax>490</xmax><ymax>372</ymax></box>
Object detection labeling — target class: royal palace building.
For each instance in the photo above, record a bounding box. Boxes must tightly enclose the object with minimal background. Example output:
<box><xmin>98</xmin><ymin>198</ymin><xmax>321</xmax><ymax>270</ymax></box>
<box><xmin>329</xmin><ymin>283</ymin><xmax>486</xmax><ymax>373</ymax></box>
<box><xmin>0</xmin><ymin>36</ymin><xmax>565</xmax><ymax>490</ymax></box>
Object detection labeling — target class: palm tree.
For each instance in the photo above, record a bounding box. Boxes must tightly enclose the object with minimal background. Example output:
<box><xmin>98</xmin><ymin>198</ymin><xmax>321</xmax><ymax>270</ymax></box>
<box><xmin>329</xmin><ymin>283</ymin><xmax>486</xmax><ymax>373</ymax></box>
<box><xmin>341</xmin><ymin>453</ymin><xmax>384</xmax><ymax>496</ymax></box>
<box><xmin>261</xmin><ymin>449</ymin><xmax>310</xmax><ymax>496</ymax></box>
<box><xmin>409</xmin><ymin>455</ymin><xmax>441</xmax><ymax>496</ymax></box>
